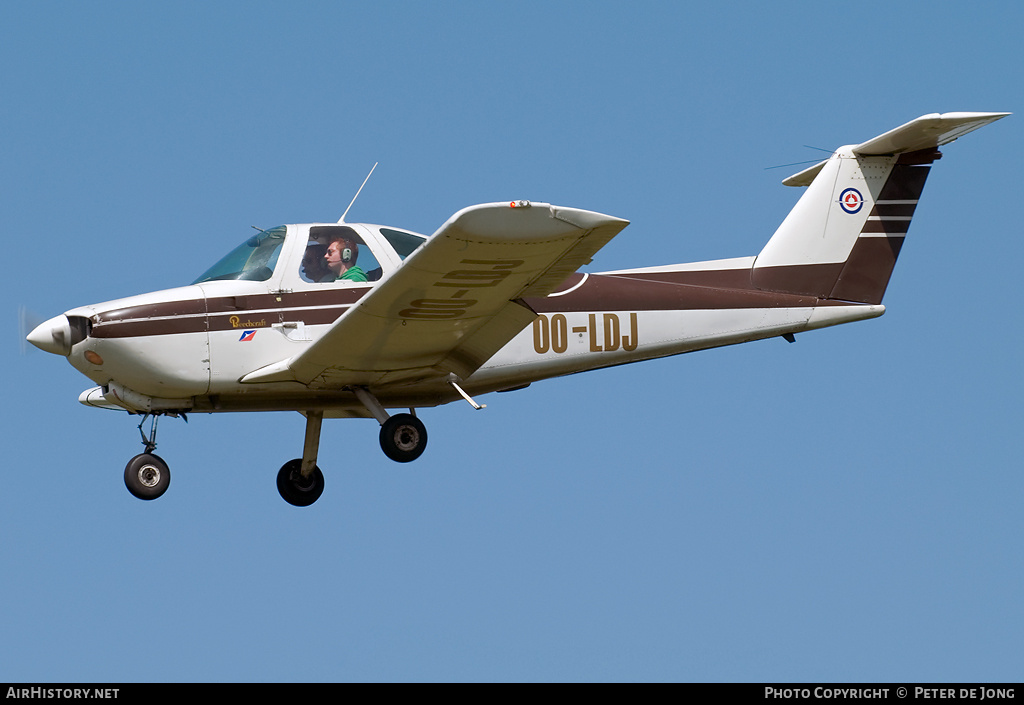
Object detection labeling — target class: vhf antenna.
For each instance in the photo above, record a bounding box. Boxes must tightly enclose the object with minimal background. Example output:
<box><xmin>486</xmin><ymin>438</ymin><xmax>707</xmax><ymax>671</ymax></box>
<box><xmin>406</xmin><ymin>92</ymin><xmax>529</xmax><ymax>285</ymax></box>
<box><xmin>338</xmin><ymin>162</ymin><xmax>378</xmax><ymax>223</ymax></box>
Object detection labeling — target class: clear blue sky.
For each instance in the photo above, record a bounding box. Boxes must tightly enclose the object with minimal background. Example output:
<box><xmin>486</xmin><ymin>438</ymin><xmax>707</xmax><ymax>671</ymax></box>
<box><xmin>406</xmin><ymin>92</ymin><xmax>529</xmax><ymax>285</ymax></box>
<box><xmin>3</xmin><ymin>1</ymin><xmax>1021</xmax><ymax>682</ymax></box>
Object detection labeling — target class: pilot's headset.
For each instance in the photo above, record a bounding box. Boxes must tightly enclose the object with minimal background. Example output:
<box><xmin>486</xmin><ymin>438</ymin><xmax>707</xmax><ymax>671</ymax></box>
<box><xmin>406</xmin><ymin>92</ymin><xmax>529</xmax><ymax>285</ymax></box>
<box><xmin>340</xmin><ymin>238</ymin><xmax>357</xmax><ymax>263</ymax></box>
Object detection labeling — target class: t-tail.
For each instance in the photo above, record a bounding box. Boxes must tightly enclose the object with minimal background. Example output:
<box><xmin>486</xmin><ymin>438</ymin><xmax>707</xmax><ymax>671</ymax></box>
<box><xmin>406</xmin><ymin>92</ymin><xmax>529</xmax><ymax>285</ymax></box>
<box><xmin>752</xmin><ymin>112</ymin><xmax>1008</xmax><ymax>304</ymax></box>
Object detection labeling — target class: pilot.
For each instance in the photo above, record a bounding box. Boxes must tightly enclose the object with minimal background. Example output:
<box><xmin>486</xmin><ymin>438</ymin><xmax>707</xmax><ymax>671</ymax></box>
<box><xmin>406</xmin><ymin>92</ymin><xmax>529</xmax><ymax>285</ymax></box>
<box><xmin>300</xmin><ymin>243</ymin><xmax>334</xmax><ymax>282</ymax></box>
<box><xmin>325</xmin><ymin>236</ymin><xmax>368</xmax><ymax>283</ymax></box>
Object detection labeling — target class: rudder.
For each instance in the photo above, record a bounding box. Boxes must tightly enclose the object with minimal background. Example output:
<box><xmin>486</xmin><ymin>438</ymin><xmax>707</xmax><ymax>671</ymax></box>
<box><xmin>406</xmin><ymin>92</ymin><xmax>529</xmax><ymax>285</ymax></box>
<box><xmin>827</xmin><ymin>150</ymin><xmax>934</xmax><ymax>304</ymax></box>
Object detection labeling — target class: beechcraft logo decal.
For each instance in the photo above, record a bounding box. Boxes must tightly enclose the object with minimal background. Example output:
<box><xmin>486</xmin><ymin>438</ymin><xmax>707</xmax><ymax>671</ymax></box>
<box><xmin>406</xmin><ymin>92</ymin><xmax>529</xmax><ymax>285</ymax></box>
<box><xmin>839</xmin><ymin>188</ymin><xmax>864</xmax><ymax>214</ymax></box>
<box><xmin>239</xmin><ymin>330</ymin><xmax>257</xmax><ymax>342</ymax></box>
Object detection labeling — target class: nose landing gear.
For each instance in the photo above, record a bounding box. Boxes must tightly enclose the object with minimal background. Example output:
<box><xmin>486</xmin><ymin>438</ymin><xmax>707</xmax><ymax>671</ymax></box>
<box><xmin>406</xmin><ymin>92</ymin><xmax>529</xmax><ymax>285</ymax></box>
<box><xmin>123</xmin><ymin>414</ymin><xmax>173</xmax><ymax>500</ymax></box>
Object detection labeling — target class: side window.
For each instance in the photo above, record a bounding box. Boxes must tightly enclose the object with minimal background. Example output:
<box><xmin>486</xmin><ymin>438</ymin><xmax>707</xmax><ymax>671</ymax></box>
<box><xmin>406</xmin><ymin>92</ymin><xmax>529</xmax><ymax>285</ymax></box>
<box><xmin>301</xmin><ymin>226</ymin><xmax>382</xmax><ymax>284</ymax></box>
<box><xmin>380</xmin><ymin>228</ymin><xmax>426</xmax><ymax>260</ymax></box>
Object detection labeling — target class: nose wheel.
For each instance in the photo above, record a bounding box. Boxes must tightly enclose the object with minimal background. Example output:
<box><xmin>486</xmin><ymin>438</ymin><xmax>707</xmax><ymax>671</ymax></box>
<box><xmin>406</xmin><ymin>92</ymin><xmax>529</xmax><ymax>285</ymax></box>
<box><xmin>124</xmin><ymin>453</ymin><xmax>170</xmax><ymax>500</ymax></box>
<box><xmin>123</xmin><ymin>413</ymin><xmax>174</xmax><ymax>500</ymax></box>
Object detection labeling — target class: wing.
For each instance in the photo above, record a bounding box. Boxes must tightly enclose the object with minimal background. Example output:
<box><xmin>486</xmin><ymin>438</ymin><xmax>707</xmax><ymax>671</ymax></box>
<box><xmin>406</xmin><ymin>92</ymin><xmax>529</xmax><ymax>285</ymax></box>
<box><xmin>241</xmin><ymin>202</ymin><xmax>629</xmax><ymax>388</ymax></box>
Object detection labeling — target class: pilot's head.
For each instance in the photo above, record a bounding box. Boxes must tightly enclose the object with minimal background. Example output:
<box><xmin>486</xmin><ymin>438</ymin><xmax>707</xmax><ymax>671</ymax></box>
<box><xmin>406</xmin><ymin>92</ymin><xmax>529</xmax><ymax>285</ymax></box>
<box><xmin>301</xmin><ymin>243</ymin><xmax>330</xmax><ymax>281</ymax></box>
<box><xmin>325</xmin><ymin>236</ymin><xmax>358</xmax><ymax>276</ymax></box>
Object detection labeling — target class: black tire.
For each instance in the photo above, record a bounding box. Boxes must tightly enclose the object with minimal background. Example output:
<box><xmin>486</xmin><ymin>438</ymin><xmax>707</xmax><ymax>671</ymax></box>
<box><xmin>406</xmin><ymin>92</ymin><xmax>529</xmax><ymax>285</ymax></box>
<box><xmin>276</xmin><ymin>459</ymin><xmax>324</xmax><ymax>507</ymax></box>
<box><xmin>379</xmin><ymin>413</ymin><xmax>428</xmax><ymax>463</ymax></box>
<box><xmin>124</xmin><ymin>453</ymin><xmax>171</xmax><ymax>500</ymax></box>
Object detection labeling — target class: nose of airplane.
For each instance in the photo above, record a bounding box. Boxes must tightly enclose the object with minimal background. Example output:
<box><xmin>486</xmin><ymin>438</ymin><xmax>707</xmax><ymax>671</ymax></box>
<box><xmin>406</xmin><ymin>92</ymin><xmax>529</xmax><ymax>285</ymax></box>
<box><xmin>27</xmin><ymin>314</ymin><xmax>73</xmax><ymax>356</ymax></box>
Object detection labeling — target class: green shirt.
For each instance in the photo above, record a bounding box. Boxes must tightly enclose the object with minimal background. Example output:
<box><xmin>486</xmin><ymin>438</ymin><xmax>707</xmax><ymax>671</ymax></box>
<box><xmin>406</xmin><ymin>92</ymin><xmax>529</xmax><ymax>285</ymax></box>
<box><xmin>338</xmin><ymin>266</ymin><xmax>367</xmax><ymax>283</ymax></box>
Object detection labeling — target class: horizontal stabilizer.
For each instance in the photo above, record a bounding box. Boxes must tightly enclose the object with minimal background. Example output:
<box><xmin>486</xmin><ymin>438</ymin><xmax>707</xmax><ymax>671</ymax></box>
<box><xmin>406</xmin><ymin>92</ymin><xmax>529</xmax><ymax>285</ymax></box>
<box><xmin>782</xmin><ymin>159</ymin><xmax>828</xmax><ymax>187</ymax></box>
<box><xmin>853</xmin><ymin>112</ymin><xmax>1009</xmax><ymax>155</ymax></box>
<box><xmin>783</xmin><ymin>112</ymin><xmax>1009</xmax><ymax>186</ymax></box>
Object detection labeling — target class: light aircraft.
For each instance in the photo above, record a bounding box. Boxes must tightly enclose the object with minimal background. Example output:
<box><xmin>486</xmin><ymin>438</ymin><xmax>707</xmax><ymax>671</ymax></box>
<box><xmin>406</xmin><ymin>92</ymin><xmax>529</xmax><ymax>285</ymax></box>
<box><xmin>27</xmin><ymin>112</ymin><xmax>1007</xmax><ymax>506</ymax></box>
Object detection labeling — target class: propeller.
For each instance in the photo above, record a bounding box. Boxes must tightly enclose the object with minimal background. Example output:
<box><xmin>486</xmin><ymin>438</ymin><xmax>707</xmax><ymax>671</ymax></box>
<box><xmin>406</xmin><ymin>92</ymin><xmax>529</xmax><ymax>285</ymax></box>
<box><xmin>18</xmin><ymin>305</ymin><xmax>45</xmax><ymax>355</ymax></box>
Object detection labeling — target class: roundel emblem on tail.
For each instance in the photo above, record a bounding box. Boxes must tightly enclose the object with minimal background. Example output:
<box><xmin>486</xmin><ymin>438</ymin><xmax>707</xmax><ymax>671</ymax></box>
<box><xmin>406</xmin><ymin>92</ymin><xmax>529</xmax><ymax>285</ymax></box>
<box><xmin>839</xmin><ymin>188</ymin><xmax>864</xmax><ymax>214</ymax></box>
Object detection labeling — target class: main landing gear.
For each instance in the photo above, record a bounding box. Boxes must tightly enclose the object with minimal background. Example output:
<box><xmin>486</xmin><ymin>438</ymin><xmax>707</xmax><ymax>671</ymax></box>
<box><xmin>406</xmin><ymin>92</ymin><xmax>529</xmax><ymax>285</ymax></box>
<box><xmin>275</xmin><ymin>390</ymin><xmax>429</xmax><ymax>507</ymax></box>
<box><xmin>276</xmin><ymin>409</ymin><xmax>326</xmax><ymax>507</ymax></box>
<box><xmin>118</xmin><ymin>390</ymin><xmax>434</xmax><ymax>506</ymax></box>
<box><xmin>379</xmin><ymin>413</ymin><xmax>428</xmax><ymax>463</ymax></box>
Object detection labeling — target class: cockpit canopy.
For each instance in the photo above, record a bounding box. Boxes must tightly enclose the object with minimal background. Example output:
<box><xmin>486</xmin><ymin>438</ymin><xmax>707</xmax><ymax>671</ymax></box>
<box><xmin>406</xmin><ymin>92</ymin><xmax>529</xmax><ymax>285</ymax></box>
<box><xmin>192</xmin><ymin>223</ymin><xmax>428</xmax><ymax>288</ymax></box>
<box><xmin>192</xmin><ymin>227</ymin><xmax>288</xmax><ymax>284</ymax></box>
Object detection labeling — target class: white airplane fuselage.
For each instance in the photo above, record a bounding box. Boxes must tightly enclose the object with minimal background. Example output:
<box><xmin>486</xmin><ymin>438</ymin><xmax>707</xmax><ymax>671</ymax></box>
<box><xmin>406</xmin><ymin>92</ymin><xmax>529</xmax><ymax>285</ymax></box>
<box><xmin>48</xmin><ymin>239</ymin><xmax>883</xmax><ymax>417</ymax></box>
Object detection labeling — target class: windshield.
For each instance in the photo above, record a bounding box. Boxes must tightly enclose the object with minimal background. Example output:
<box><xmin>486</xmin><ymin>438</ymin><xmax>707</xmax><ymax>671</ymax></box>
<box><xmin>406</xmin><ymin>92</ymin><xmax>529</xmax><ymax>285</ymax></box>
<box><xmin>192</xmin><ymin>226</ymin><xmax>287</xmax><ymax>284</ymax></box>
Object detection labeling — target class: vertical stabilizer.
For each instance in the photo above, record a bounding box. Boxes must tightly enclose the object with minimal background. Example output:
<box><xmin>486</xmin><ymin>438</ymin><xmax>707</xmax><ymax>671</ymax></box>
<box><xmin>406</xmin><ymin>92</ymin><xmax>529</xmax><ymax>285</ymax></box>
<box><xmin>752</xmin><ymin>112</ymin><xmax>1007</xmax><ymax>304</ymax></box>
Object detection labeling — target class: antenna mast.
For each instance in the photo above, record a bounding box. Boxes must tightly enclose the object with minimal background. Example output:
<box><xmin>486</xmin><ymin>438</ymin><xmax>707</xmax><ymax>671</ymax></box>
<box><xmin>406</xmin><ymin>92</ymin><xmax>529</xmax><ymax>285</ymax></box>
<box><xmin>338</xmin><ymin>162</ymin><xmax>378</xmax><ymax>223</ymax></box>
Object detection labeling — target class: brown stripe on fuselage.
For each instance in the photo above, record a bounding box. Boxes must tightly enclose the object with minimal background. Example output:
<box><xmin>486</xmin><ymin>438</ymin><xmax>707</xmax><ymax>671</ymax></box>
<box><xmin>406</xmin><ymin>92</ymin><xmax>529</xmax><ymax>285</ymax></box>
<box><xmin>829</xmin><ymin>236</ymin><xmax>905</xmax><ymax>305</ymax></box>
<box><xmin>89</xmin><ymin>267</ymin><xmax>850</xmax><ymax>341</ymax></box>
<box><xmin>91</xmin><ymin>286</ymin><xmax>372</xmax><ymax>338</ymax></box>
<box><xmin>90</xmin><ymin>315</ymin><xmax>208</xmax><ymax>339</ymax></box>
<box><xmin>607</xmin><ymin>267</ymin><xmax>755</xmax><ymax>290</ymax></box>
<box><xmin>527</xmin><ymin>271</ymin><xmax>836</xmax><ymax>313</ymax></box>
<box><xmin>93</xmin><ymin>299</ymin><xmax>206</xmax><ymax>324</ymax></box>
<box><xmin>735</xmin><ymin>262</ymin><xmax>848</xmax><ymax>300</ymax></box>
<box><xmin>896</xmin><ymin>148</ymin><xmax>942</xmax><ymax>167</ymax></box>
<box><xmin>877</xmin><ymin>164</ymin><xmax>930</xmax><ymax>201</ymax></box>
<box><xmin>862</xmin><ymin>219</ymin><xmax>910</xmax><ymax>234</ymax></box>
<box><xmin>204</xmin><ymin>288</ymin><xmax>369</xmax><ymax>314</ymax></box>
<box><xmin>754</xmin><ymin>156</ymin><xmax>932</xmax><ymax>305</ymax></box>
<box><xmin>205</xmin><ymin>287</ymin><xmax>371</xmax><ymax>332</ymax></box>
<box><xmin>870</xmin><ymin>202</ymin><xmax>917</xmax><ymax>218</ymax></box>
<box><xmin>828</xmin><ymin>162</ymin><xmax>928</xmax><ymax>304</ymax></box>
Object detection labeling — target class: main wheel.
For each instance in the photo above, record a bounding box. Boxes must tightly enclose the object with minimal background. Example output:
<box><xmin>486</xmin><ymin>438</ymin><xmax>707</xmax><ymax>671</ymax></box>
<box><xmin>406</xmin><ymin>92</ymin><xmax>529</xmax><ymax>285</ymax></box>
<box><xmin>276</xmin><ymin>459</ymin><xmax>325</xmax><ymax>507</ymax></box>
<box><xmin>124</xmin><ymin>453</ymin><xmax>171</xmax><ymax>500</ymax></box>
<box><xmin>379</xmin><ymin>413</ymin><xmax>428</xmax><ymax>463</ymax></box>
